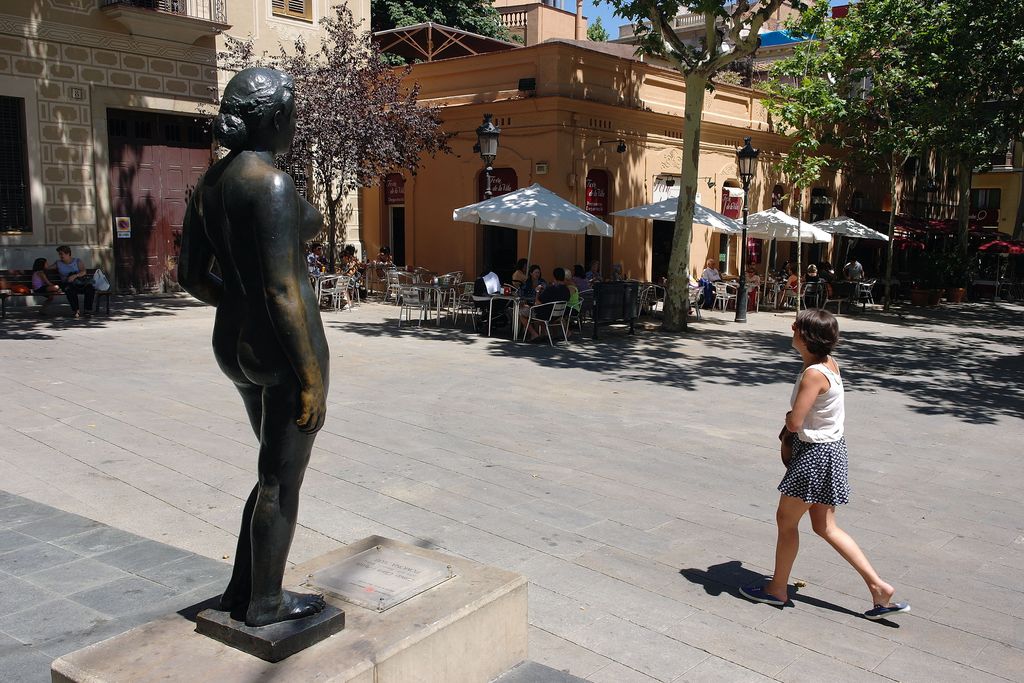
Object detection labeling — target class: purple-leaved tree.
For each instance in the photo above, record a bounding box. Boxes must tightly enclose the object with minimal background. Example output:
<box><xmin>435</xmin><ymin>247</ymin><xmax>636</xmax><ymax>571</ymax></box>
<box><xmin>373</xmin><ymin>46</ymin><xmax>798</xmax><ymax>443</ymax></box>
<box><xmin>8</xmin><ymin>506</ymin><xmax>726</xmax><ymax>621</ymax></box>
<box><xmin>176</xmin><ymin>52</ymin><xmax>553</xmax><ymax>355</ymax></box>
<box><xmin>219</xmin><ymin>5</ymin><xmax>450</xmax><ymax>269</ymax></box>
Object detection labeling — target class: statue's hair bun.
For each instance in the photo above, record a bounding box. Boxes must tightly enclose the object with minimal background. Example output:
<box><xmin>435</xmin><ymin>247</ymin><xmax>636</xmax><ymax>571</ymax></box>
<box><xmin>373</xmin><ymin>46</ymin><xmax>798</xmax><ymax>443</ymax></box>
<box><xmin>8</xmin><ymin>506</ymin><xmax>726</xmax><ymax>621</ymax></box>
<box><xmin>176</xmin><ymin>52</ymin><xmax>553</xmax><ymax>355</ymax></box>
<box><xmin>214</xmin><ymin>112</ymin><xmax>248</xmax><ymax>151</ymax></box>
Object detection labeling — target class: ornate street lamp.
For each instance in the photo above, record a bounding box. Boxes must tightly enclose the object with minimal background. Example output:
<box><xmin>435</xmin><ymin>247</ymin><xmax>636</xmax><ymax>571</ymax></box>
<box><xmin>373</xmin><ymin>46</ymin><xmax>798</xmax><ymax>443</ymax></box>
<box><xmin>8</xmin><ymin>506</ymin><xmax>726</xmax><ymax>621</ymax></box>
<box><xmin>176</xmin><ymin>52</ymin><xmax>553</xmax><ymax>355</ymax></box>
<box><xmin>735</xmin><ymin>136</ymin><xmax>760</xmax><ymax>323</ymax></box>
<box><xmin>476</xmin><ymin>113</ymin><xmax>501</xmax><ymax>198</ymax></box>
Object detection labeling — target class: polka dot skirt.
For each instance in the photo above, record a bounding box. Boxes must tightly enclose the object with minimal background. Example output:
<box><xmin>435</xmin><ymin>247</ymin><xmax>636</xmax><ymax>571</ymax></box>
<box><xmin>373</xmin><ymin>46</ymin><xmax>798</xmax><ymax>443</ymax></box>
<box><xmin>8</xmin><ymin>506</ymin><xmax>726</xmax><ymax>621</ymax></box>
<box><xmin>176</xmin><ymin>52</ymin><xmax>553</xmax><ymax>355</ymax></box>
<box><xmin>778</xmin><ymin>436</ymin><xmax>850</xmax><ymax>506</ymax></box>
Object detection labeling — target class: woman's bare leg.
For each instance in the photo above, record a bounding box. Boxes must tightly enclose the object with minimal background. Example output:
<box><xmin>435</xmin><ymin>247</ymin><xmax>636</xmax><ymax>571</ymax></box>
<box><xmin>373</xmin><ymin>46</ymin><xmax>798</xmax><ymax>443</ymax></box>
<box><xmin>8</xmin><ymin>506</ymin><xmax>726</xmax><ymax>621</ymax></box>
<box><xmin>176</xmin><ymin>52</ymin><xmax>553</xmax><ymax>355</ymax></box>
<box><xmin>765</xmin><ymin>495</ymin><xmax>812</xmax><ymax>602</ymax></box>
<box><xmin>809</xmin><ymin>504</ymin><xmax>897</xmax><ymax>606</ymax></box>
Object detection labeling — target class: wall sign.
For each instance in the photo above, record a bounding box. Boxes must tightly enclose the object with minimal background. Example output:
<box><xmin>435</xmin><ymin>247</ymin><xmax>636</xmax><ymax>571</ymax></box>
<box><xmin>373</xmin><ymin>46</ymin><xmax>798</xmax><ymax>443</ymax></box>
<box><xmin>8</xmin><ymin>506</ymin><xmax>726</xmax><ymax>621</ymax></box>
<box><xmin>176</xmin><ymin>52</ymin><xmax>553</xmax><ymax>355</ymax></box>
<box><xmin>585</xmin><ymin>170</ymin><xmax>609</xmax><ymax>216</ymax></box>
<box><xmin>721</xmin><ymin>187</ymin><xmax>743</xmax><ymax>219</ymax></box>
<box><xmin>385</xmin><ymin>173</ymin><xmax>405</xmax><ymax>205</ymax></box>
<box><xmin>478</xmin><ymin>167</ymin><xmax>518</xmax><ymax>200</ymax></box>
<box><xmin>115</xmin><ymin>216</ymin><xmax>131</xmax><ymax>238</ymax></box>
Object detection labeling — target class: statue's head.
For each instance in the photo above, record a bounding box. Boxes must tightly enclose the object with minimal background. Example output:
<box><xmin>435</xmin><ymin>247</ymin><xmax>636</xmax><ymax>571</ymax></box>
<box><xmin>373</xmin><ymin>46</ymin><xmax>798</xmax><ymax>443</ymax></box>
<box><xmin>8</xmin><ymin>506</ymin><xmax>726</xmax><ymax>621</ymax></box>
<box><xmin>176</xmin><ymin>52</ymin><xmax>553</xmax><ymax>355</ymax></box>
<box><xmin>215</xmin><ymin>67</ymin><xmax>296</xmax><ymax>154</ymax></box>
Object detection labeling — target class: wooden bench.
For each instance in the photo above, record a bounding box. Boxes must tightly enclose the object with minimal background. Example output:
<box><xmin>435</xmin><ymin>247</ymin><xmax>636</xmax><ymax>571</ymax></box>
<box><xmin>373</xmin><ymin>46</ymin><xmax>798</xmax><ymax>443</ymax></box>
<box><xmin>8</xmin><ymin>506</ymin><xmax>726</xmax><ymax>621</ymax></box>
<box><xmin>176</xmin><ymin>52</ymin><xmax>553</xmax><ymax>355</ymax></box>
<box><xmin>0</xmin><ymin>268</ymin><xmax>112</xmax><ymax>318</ymax></box>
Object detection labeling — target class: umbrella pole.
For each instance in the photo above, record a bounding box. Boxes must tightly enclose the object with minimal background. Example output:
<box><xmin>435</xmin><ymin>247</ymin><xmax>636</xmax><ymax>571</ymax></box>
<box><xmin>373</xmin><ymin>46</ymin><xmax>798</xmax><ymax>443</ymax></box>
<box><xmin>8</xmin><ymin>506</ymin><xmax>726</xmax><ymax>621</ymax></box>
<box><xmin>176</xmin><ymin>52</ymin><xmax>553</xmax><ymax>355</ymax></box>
<box><xmin>526</xmin><ymin>228</ymin><xmax>534</xmax><ymax>271</ymax></box>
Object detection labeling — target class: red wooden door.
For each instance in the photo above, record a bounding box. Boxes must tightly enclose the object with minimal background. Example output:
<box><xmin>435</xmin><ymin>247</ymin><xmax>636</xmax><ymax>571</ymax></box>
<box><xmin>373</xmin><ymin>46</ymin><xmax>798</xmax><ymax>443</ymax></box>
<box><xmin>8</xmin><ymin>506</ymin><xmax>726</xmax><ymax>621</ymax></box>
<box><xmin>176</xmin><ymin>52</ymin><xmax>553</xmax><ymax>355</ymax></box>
<box><xmin>108</xmin><ymin>110</ymin><xmax>210</xmax><ymax>292</ymax></box>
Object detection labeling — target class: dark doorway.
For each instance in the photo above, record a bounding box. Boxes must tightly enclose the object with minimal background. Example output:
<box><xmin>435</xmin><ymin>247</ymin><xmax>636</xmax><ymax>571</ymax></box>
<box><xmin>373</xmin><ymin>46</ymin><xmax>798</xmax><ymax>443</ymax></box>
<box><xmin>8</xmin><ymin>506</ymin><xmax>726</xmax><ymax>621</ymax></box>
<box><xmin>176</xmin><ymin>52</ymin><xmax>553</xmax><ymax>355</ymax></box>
<box><xmin>652</xmin><ymin>219</ymin><xmax>673</xmax><ymax>283</ymax></box>
<box><xmin>483</xmin><ymin>226</ymin><xmax>517</xmax><ymax>283</ymax></box>
<box><xmin>478</xmin><ymin>168</ymin><xmax>518</xmax><ymax>282</ymax></box>
<box><xmin>108</xmin><ymin>109</ymin><xmax>210</xmax><ymax>292</ymax></box>
<box><xmin>390</xmin><ymin>205</ymin><xmax>406</xmax><ymax>266</ymax></box>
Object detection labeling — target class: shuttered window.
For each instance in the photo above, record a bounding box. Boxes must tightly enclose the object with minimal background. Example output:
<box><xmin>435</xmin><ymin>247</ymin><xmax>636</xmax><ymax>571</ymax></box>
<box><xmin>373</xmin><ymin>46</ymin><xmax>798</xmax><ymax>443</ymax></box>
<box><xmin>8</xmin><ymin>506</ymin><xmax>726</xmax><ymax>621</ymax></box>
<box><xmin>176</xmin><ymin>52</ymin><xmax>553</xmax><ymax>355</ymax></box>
<box><xmin>272</xmin><ymin>0</ymin><xmax>312</xmax><ymax>21</ymax></box>
<box><xmin>0</xmin><ymin>96</ymin><xmax>30</xmax><ymax>233</ymax></box>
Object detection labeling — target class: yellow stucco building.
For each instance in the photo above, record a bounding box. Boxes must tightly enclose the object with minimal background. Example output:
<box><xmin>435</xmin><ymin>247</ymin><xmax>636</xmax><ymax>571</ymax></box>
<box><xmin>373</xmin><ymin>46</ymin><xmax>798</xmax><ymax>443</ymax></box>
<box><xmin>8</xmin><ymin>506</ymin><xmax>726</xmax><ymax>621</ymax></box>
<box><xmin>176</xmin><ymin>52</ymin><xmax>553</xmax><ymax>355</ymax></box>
<box><xmin>362</xmin><ymin>39</ymin><xmax>876</xmax><ymax>284</ymax></box>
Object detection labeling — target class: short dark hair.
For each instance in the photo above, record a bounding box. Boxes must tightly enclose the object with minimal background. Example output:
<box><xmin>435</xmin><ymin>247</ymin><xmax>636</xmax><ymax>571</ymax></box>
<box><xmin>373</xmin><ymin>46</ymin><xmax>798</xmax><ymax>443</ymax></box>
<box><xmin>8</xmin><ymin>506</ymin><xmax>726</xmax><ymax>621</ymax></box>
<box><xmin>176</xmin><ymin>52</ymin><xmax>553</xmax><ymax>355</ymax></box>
<box><xmin>574</xmin><ymin>264</ymin><xmax>585</xmax><ymax>278</ymax></box>
<box><xmin>553</xmin><ymin>266</ymin><xmax>566</xmax><ymax>281</ymax></box>
<box><xmin>56</xmin><ymin>245</ymin><xmax>71</xmax><ymax>255</ymax></box>
<box><xmin>32</xmin><ymin>257</ymin><xmax>47</xmax><ymax>272</ymax></box>
<box><xmin>795</xmin><ymin>309</ymin><xmax>839</xmax><ymax>357</ymax></box>
<box><xmin>516</xmin><ymin>258</ymin><xmax>528</xmax><ymax>270</ymax></box>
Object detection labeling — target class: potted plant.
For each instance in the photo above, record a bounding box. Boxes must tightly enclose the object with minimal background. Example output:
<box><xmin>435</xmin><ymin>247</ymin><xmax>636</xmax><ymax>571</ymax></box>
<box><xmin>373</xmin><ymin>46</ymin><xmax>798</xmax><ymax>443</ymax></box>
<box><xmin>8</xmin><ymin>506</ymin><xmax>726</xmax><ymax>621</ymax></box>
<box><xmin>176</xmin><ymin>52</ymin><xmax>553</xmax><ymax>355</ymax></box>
<box><xmin>938</xmin><ymin>248</ymin><xmax>972</xmax><ymax>303</ymax></box>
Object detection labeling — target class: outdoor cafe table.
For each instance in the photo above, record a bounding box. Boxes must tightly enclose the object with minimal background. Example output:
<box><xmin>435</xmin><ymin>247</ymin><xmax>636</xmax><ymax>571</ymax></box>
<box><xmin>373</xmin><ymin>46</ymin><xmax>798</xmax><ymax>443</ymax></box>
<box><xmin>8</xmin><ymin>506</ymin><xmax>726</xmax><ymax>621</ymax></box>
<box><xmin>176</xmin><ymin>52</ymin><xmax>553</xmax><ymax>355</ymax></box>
<box><xmin>485</xmin><ymin>293</ymin><xmax>521</xmax><ymax>339</ymax></box>
<box><xmin>408</xmin><ymin>282</ymin><xmax>458</xmax><ymax>326</ymax></box>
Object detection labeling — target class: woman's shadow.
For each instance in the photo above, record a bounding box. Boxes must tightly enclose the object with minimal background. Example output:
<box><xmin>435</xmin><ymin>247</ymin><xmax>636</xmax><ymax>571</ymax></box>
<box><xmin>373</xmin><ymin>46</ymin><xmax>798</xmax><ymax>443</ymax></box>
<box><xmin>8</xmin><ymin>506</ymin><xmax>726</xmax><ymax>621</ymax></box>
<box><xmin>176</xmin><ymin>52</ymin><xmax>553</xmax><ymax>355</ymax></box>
<box><xmin>680</xmin><ymin>560</ymin><xmax>899</xmax><ymax>628</ymax></box>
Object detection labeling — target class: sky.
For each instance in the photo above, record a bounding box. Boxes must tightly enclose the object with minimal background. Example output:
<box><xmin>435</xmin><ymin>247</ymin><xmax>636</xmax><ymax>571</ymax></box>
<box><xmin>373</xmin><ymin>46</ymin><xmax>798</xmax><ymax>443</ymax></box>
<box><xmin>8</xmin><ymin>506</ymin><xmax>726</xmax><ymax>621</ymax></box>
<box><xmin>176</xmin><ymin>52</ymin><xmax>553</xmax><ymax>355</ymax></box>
<box><xmin>582</xmin><ymin>1</ymin><xmax>850</xmax><ymax>39</ymax></box>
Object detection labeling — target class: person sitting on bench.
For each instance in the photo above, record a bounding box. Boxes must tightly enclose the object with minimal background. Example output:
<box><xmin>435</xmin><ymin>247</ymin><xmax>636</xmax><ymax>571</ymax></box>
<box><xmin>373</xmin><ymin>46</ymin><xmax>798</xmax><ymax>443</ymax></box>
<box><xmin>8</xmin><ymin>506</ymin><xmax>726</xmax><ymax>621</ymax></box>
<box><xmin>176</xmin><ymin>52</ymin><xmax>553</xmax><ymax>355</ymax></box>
<box><xmin>55</xmin><ymin>245</ymin><xmax>95</xmax><ymax>318</ymax></box>
<box><xmin>31</xmin><ymin>258</ymin><xmax>61</xmax><ymax>316</ymax></box>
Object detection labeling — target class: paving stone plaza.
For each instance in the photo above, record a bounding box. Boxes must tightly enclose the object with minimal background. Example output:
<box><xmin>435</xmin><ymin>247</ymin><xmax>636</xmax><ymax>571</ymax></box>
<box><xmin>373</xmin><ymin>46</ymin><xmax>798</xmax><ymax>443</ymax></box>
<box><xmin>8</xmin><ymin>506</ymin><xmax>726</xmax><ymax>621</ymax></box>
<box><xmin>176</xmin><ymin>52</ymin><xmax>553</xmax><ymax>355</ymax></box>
<box><xmin>1</xmin><ymin>298</ymin><xmax>1022</xmax><ymax>682</ymax></box>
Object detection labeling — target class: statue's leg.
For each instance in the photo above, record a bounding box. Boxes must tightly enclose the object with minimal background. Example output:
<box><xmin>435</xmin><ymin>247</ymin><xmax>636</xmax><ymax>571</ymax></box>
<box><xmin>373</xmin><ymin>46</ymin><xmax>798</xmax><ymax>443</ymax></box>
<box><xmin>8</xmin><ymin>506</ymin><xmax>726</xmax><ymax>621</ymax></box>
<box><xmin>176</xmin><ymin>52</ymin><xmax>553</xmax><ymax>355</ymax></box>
<box><xmin>218</xmin><ymin>382</ymin><xmax>263</xmax><ymax>615</ymax></box>
<box><xmin>245</xmin><ymin>380</ymin><xmax>325</xmax><ymax>627</ymax></box>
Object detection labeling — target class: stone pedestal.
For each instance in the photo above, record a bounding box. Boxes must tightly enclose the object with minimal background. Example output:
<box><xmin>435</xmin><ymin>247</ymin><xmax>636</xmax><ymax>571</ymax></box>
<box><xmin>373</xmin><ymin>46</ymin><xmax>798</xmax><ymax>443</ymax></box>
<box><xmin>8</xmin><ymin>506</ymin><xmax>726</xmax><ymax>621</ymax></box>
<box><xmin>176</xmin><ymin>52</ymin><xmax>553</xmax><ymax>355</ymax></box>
<box><xmin>52</xmin><ymin>536</ymin><xmax>528</xmax><ymax>683</ymax></box>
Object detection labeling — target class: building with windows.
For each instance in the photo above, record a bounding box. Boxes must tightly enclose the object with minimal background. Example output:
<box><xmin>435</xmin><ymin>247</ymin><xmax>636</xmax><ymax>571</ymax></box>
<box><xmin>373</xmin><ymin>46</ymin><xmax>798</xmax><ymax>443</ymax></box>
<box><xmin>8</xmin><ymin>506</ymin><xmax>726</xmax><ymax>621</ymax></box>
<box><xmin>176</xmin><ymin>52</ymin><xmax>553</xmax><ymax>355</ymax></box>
<box><xmin>0</xmin><ymin>0</ymin><xmax>368</xmax><ymax>292</ymax></box>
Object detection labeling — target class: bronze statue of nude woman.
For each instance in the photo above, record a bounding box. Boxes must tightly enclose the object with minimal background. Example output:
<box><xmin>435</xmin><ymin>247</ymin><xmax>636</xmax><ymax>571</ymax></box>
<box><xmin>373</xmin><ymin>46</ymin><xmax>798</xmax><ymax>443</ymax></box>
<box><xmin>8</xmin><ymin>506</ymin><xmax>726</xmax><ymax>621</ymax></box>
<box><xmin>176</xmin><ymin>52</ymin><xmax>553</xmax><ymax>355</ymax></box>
<box><xmin>180</xmin><ymin>67</ymin><xmax>329</xmax><ymax>627</ymax></box>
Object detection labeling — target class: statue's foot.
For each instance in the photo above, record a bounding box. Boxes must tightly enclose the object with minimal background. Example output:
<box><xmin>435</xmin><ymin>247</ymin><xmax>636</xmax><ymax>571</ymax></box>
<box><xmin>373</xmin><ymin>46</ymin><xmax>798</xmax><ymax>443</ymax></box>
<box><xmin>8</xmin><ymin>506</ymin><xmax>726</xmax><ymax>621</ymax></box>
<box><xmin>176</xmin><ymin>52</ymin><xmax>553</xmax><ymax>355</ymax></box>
<box><xmin>245</xmin><ymin>590</ymin><xmax>326</xmax><ymax>627</ymax></box>
<box><xmin>217</xmin><ymin>586</ymin><xmax>250</xmax><ymax>615</ymax></box>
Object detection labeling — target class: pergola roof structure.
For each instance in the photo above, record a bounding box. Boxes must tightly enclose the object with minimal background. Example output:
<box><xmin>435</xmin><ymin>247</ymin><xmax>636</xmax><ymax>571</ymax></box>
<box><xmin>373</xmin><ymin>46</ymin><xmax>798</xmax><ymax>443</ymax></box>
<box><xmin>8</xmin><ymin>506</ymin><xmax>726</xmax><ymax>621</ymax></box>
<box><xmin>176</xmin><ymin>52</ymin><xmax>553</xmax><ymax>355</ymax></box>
<box><xmin>373</xmin><ymin>22</ymin><xmax>520</xmax><ymax>62</ymax></box>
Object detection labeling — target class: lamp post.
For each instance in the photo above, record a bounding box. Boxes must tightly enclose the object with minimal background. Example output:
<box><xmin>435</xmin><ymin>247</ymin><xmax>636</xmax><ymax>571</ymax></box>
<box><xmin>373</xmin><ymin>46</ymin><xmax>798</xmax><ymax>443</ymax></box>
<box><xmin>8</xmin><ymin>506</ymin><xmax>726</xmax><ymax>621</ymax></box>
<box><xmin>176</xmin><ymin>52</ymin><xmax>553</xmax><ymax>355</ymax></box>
<box><xmin>476</xmin><ymin>113</ymin><xmax>501</xmax><ymax>198</ymax></box>
<box><xmin>735</xmin><ymin>136</ymin><xmax>760</xmax><ymax>323</ymax></box>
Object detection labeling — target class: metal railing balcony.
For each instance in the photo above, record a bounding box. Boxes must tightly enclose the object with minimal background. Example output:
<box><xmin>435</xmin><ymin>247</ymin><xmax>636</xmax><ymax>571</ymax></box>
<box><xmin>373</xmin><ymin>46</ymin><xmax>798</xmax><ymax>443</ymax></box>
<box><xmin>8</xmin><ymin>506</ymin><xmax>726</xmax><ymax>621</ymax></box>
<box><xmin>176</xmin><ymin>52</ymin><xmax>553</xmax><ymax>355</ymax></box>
<box><xmin>100</xmin><ymin>0</ymin><xmax>226</xmax><ymax>24</ymax></box>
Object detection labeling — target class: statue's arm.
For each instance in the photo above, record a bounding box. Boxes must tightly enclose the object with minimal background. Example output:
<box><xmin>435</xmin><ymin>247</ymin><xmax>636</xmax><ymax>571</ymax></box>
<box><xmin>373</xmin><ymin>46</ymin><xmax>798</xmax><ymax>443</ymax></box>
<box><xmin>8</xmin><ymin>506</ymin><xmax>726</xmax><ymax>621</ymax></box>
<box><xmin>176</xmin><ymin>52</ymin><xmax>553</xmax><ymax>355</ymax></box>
<box><xmin>251</xmin><ymin>174</ymin><xmax>326</xmax><ymax>433</ymax></box>
<box><xmin>179</xmin><ymin>182</ymin><xmax>223</xmax><ymax>307</ymax></box>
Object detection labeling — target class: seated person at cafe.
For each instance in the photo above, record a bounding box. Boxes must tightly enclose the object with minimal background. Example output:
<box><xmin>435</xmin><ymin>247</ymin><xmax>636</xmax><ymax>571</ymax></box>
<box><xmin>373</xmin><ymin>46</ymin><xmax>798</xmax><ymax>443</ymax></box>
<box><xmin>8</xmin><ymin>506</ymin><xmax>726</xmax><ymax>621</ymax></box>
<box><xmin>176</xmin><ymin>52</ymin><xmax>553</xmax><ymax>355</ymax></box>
<box><xmin>519</xmin><ymin>264</ymin><xmax>546</xmax><ymax>300</ymax></box>
<box><xmin>585</xmin><ymin>260</ymin><xmax>602</xmax><ymax>284</ymax></box>
<box><xmin>817</xmin><ymin>261</ymin><xmax>835</xmax><ymax>282</ymax></box>
<box><xmin>744</xmin><ymin>263</ymin><xmax>761</xmax><ymax>309</ymax></box>
<box><xmin>700</xmin><ymin>258</ymin><xmax>722</xmax><ymax>309</ymax></box>
<box><xmin>610</xmin><ymin>263</ymin><xmax>626</xmax><ymax>281</ymax></box>
<box><xmin>777</xmin><ymin>264</ymin><xmax>800</xmax><ymax>307</ymax></box>
<box><xmin>520</xmin><ymin>267</ymin><xmax>570</xmax><ymax>341</ymax></box>
<box><xmin>511</xmin><ymin>258</ymin><xmax>529</xmax><ymax>288</ymax></box>
<box><xmin>376</xmin><ymin>246</ymin><xmax>393</xmax><ymax>265</ymax></box>
<box><xmin>806</xmin><ymin>264</ymin><xmax>820</xmax><ymax>283</ymax></box>
<box><xmin>307</xmin><ymin>243</ymin><xmax>327</xmax><ymax>273</ymax></box>
<box><xmin>473</xmin><ymin>269</ymin><xmax>506</xmax><ymax>329</ymax></box>
<box><xmin>844</xmin><ymin>257</ymin><xmax>865</xmax><ymax>281</ymax></box>
<box><xmin>571</xmin><ymin>264</ymin><xmax>590</xmax><ymax>292</ymax></box>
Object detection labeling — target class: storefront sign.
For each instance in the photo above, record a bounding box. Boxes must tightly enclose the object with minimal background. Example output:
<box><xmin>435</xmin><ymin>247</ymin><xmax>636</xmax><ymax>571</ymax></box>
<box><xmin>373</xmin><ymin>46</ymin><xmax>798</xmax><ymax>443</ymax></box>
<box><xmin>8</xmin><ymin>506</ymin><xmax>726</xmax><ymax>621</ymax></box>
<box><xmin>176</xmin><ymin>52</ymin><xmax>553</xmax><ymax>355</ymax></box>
<box><xmin>585</xmin><ymin>170</ymin><xmax>609</xmax><ymax>216</ymax></box>
<box><xmin>115</xmin><ymin>216</ymin><xmax>131</xmax><ymax>238</ymax></box>
<box><xmin>969</xmin><ymin>208</ymin><xmax>999</xmax><ymax>226</ymax></box>
<box><xmin>478</xmin><ymin>167</ymin><xmax>517</xmax><ymax>200</ymax></box>
<box><xmin>385</xmin><ymin>174</ymin><xmax>405</xmax><ymax>204</ymax></box>
<box><xmin>722</xmin><ymin>187</ymin><xmax>743</xmax><ymax>219</ymax></box>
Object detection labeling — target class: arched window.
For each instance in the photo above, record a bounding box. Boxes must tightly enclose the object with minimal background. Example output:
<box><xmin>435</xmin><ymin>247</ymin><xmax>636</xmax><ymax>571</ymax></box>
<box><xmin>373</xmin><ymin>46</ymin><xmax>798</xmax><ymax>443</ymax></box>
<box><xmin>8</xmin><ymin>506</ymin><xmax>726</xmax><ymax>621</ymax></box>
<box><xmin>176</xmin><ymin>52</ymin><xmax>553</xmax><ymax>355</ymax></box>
<box><xmin>772</xmin><ymin>184</ymin><xmax>786</xmax><ymax>210</ymax></box>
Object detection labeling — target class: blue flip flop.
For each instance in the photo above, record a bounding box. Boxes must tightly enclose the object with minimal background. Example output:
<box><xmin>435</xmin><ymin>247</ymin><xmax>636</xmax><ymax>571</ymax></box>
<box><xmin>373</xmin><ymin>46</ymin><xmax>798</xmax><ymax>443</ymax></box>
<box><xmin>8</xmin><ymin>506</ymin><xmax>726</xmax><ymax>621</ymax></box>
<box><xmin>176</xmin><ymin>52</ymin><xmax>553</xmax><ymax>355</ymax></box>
<box><xmin>739</xmin><ymin>585</ymin><xmax>787</xmax><ymax>606</ymax></box>
<box><xmin>864</xmin><ymin>602</ymin><xmax>911</xmax><ymax>620</ymax></box>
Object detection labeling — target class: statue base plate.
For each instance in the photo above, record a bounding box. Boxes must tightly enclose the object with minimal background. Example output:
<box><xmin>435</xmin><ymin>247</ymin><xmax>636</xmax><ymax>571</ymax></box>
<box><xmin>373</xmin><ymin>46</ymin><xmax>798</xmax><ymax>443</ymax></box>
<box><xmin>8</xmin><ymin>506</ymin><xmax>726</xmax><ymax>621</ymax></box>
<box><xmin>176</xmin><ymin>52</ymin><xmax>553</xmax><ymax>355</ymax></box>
<box><xmin>51</xmin><ymin>536</ymin><xmax>528</xmax><ymax>683</ymax></box>
<box><xmin>195</xmin><ymin>603</ymin><xmax>345</xmax><ymax>662</ymax></box>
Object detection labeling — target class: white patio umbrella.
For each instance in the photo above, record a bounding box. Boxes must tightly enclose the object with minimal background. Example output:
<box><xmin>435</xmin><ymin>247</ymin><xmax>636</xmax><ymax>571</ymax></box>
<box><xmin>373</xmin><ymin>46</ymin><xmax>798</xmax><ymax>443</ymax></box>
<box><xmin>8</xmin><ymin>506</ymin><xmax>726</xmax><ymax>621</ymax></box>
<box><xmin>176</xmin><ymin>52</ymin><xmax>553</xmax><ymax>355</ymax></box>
<box><xmin>746</xmin><ymin>207</ymin><xmax>833</xmax><ymax>243</ymax></box>
<box><xmin>812</xmin><ymin>216</ymin><xmax>889</xmax><ymax>241</ymax></box>
<box><xmin>611</xmin><ymin>197</ymin><xmax>745</xmax><ymax>234</ymax></box>
<box><xmin>452</xmin><ymin>183</ymin><xmax>613</xmax><ymax>267</ymax></box>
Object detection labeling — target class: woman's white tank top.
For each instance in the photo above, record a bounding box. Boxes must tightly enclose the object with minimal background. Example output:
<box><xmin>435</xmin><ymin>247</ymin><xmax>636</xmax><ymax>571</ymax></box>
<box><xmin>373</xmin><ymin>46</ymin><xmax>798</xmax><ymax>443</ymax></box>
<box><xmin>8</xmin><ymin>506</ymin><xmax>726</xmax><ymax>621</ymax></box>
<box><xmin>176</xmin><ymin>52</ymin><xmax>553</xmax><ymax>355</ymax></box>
<box><xmin>790</xmin><ymin>360</ymin><xmax>845</xmax><ymax>443</ymax></box>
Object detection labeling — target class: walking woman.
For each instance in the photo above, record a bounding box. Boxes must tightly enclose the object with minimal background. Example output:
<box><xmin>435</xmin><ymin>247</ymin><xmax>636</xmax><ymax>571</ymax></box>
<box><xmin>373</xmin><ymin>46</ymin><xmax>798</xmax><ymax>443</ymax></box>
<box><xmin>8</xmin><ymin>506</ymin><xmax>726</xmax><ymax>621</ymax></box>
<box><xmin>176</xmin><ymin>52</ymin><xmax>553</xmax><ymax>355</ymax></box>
<box><xmin>179</xmin><ymin>67</ymin><xmax>328</xmax><ymax>627</ymax></box>
<box><xmin>741</xmin><ymin>310</ymin><xmax>910</xmax><ymax>620</ymax></box>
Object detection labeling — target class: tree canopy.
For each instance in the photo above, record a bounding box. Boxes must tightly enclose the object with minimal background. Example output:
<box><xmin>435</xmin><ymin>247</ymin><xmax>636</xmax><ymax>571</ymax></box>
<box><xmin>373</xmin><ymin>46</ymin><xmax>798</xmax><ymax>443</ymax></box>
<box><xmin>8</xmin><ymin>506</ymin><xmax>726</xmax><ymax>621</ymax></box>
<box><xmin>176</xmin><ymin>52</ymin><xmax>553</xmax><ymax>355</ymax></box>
<box><xmin>370</xmin><ymin>0</ymin><xmax>516</xmax><ymax>42</ymax></box>
<box><xmin>599</xmin><ymin>0</ymin><xmax>805</xmax><ymax>331</ymax></box>
<box><xmin>587</xmin><ymin>16</ymin><xmax>610</xmax><ymax>42</ymax></box>
<box><xmin>219</xmin><ymin>5</ymin><xmax>449</xmax><ymax>268</ymax></box>
<box><xmin>762</xmin><ymin>0</ymin><xmax>1024</xmax><ymax>301</ymax></box>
